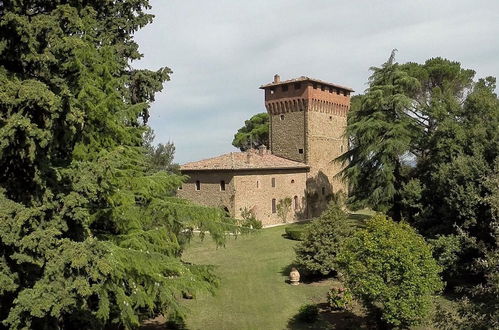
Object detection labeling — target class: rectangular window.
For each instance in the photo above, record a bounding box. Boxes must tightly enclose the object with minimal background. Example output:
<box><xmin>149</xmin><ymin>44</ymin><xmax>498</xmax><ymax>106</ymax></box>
<box><xmin>195</xmin><ymin>180</ymin><xmax>201</xmax><ymax>191</ymax></box>
<box><xmin>298</xmin><ymin>148</ymin><xmax>304</xmax><ymax>154</ymax></box>
<box><xmin>272</xmin><ymin>198</ymin><xmax>276</xmax><ymax>213</ymax></box>
<box><xmin>294</xmin><ymin>196</ymin><xmax>299</xmax><ymax>210</ymax></box>
<box><xmin>271</xmin><ymin>177</ymin><xmax>276</xmax><ymax>188</ymax></box>
<box><xmin>220</xmin><ymin>180</ymin><xmax>226</xmax><ymax>191</ymax></box>
<box><xmin>282</xmin><ymin>85</ymin><xmax>288</xmax><ymax>92</ymax></box>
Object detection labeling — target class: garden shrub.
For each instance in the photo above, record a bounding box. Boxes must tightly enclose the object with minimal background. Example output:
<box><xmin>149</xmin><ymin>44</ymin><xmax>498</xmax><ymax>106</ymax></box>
<box><xmin>327</xmin><ymin>287</ymin><xmax>353</xmax><ymax>311</ymax></box>
<box><xmin>285</xmin><ymin>226</ymin><xmax>308</xmax><ymax>241</ymax></box>
<box><xmin>296</xmin><ymin>304</ymin><xmax>319</xmax><ymax>323</ymax></box>
<box><xmin>295</xmin><ymin>204</ymin><xmax>356</xmax><ymax>276</ymax></box>
<box><xmin>337</xmin><ymin>215</ymin><xmax>443</xmax><ymax>328</ymax></box>
<box><xmin>239</xmin><ymin>207</ymin><xmax>263</xmax><ymax>229</ymax></box>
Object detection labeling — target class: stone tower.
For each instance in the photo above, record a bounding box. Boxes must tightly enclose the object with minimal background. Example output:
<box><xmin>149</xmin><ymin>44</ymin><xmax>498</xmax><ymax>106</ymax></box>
<box><xmin>260</xmin><ymin>75</ymin><xmax>353</xmax><ymax>217</ymax></box>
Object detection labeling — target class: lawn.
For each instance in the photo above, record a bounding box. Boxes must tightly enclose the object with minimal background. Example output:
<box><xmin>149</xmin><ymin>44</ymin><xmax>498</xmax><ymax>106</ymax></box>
<box><xmin>181</xmin><ymin>222</ymin><xmax>337</xmax><ymax>330</ymax></box>
<box><xmin>141</xmin><ymin>209</ymin><xmax>455</xmax><ymax>329</ymax></box>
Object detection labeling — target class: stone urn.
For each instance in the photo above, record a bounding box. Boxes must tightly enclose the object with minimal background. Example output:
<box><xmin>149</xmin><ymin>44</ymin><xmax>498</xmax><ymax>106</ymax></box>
<box><xmin>289</xmin><ymin>267</ymin><xmax>300</xmax><ymax>285</ymax></box>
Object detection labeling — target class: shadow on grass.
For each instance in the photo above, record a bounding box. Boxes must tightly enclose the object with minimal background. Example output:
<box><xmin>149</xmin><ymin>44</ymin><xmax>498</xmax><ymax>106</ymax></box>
<box><xmin>287</xmin><ymin>303</ymin><xmax>374</xmax><ymax>330</ymax></box>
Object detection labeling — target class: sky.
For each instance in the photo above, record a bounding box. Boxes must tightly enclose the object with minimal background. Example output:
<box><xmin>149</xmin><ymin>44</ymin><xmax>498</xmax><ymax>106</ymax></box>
<box><xmin>133</xmin><ymin>0</ymin><xmax>499</xmax><ymax>164</ymax></box>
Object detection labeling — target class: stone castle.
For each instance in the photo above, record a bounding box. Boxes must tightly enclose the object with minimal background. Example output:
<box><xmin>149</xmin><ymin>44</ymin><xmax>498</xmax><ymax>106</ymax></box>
<box><xmin>177</xmin><ymin>75</ymin><xmax>353</xmax><ymax>226</ymax></box>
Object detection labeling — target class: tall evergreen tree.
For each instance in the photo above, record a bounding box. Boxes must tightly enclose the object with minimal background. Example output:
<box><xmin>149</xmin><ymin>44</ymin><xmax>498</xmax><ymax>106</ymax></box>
<box><xmin>340</xmin><ymin>53</ymin><xmax>499</xmax><ymax>288</ymax></box>
<box><xmin>0</xmin><ymin>2</ymin><xmax>238</xmax><ymax>328</ymax></box>
<box><xmin>339</xmin><ymin>50</ymin><xmax>420</xmax><ymax>220</ymax></box>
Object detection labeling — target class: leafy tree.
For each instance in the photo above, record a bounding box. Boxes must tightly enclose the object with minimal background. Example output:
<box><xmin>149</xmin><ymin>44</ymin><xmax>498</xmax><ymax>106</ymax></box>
<box><xmin>277</xmin><ymin>197</ymin><xmax>292</xmax><ymax>223</ymax></box>
<box><xmin>232</xmin><ymin>112</ymin><xmax>269</xmax><ymax>151</ymax></box>
<box><xmin>295</xmin><ymin>204</ymin><xmax>356</xmax><ymax>276</ymax></box>
<box><xmin>337</xmin><ymin>215</ymin><xmax>443</xmax><ymax>328</ymax></box>
<box><xmin>144</xmin><ymin>128</ymin><xmax>180</xmax><ymax>173</ymax></box>
<box><xmin>340</xmin><ymin>52</ymin><xmax>499</xmax><ymax>288</ymax></box>
<box><xmin>454</xmin><ymin>159</ymin><xmax>499</xmax><ymax>329</ymax></box>
<box><xmin>0</xmin><ymin>2</ymin><xmax>238</xmax><ymax>329</ymax></box>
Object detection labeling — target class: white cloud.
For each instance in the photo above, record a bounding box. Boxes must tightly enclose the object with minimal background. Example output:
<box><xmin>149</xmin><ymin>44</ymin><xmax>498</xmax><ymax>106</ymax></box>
<box><xmin>134</xmin><ymin>0</ymin><xmax>499</xmax><ymax>163</ymax></box>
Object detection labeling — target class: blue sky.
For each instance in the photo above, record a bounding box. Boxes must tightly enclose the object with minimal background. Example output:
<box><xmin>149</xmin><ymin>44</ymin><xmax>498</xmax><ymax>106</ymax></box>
<box><xmin>133</xmin><ymin>0</ymin><xmax>499</xmax><ymax>164</ymax></box>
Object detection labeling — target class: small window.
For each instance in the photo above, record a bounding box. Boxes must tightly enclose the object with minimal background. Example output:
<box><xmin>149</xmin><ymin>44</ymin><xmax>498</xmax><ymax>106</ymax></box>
<box><xmin>313</xmin><ymin>83</ymin><xmax>317</xmax><ymax>89</ymax></box>
<box><xmin>291</xmin><ymin>179</ymin><xmax>295</xmax><ymax>184</ymax></box>
<box><xmin>294</xmin><ymin>196</ymin><xmax>299</xmax><ymax>210</ymax></box>
<box><xmin>282</xmin><ymin>85</ymin><xmax>288</xmax><ymax>92</ymax></box>
<box><xmin>220</xmin><ymin>180</ymin><xmax>226</xmax><ymax>191</ymax></box>
<box><xmin>195</xmin><ymin>180</ymin><xmax>201</xmax><ymax>191</ymax></box>
<box><xmin>329</xmin><ymin>116</ymin><xmax>333</xmax><ymax>121</ymax></box>
<box><xmin>271</xmin><ymin>177</ymin><xmax>276</xmax><ymax>188</ymax></box>
<box><xmin>336</xmin><ymin>89</ymin><xmax>340</xmax><ymax>95</ymax></box>
<box><xmin>280</xmin><ymin>114</ymin><xmax>285</xmax><ymax>121</ymax></box>
<box><xmin>329</xmin><ymin>87</ymin><xmax>334</xmax><ymax>93</ymax></box>
<box><xmin>298</xmin><ymin>148</ymin><xmax>303</xmax><ymax>154</ymax></box>
<box><xmin>321</xmin><ymin>85</ymin><xmax>325</xmax><ymax>91</ymax></box>
<box><xmin>341</xmin><ymin>145</ymin><xmax>344</xmax><ymax>153</ymax></box>
<box><xmin>294</xmin><ymin>83</ymin><xmax>301</xmax><ymax>90</ymax></box>
<box><xmin>256</xmin><ymin>180</ymin><xmax>260</xmax><ymax>188</ymax></box>
<box><xmin>322</xmin><ymin>187</ymin><xmax>326</xmax><ymax>195</ymax></box>
<box><xmin>272</xmin><ymin>198</ymin><xmax>276</xmax><ymax>213</ymax></box>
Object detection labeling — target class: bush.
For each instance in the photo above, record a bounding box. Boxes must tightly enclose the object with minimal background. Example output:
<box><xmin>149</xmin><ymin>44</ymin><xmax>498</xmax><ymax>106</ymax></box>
<box><xmin>327</xmin><ymin>287</ymin><xmax>353</xmax><ymax>311</ymax></box>
<box><xmin>295</xmin><ymin>204</ymin><xmax>356</xmax><ymax>276</ymax></box>
<box><xmin>239</xmin><ymin>207</ymin><xmax>263</xmax><ymax>229</ymax></box>
<box><xmin>296</xmin><ymin>304</ymin><xmax>319</xmax><ymax>323</ymax></box>
<box><xmin>285</xmin><ymin>226</ymin><xmax>308</xmax><ymax>241</ymax></box>
<box><xmin>337</xmin><ymin>215</ymin><xmax>443</xmax><ymax>328</ymax></box>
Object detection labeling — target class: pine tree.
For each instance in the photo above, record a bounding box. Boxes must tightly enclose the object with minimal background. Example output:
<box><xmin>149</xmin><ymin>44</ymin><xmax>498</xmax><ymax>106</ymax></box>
<box><xmin>339</xmin><ymin>50</ymin><xmax>420</xmax><ymax>220</ymax></box>
<box><xmin>0</xmin><ymin>2</ymin><xmax>239</xmax><ymax>328</ymax></box>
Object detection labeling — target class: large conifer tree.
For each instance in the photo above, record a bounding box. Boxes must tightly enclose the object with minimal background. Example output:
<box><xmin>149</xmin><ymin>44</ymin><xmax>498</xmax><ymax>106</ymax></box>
<box><xmin>340</xmin><ymin>52</ymin><xmax>499</xmax><ymax>295</ymax></box>
<box><xmin>0</xmin><ymin>1</ymin><xmax>237</xmax><ymax>328</ymax></box>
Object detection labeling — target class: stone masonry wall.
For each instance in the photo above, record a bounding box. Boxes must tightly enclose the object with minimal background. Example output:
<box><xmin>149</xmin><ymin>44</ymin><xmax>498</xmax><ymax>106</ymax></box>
<box><xmin>264</xmin><ymin>80</ymin><xmax>351</xmax><ymax>217</ymax></box>
<box><xmin>233</xmin><ymin>169</ymin><xmax>308</xmax><ymax>226</ymax></box>
<box><xmin>270</xmin><ymin>111</ymin><xmax>305</xmax><ymax>162</ymax></box>
<box><xmin>177</xmin><ymin>171</ymin><xmax>235</xmax><ymax>215</ymax></box>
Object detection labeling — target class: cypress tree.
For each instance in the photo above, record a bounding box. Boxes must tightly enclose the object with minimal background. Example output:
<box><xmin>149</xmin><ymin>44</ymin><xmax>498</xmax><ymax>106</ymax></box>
<box><xmin>0</xmin><ymin>1</ymin><xmax>238</xmax><ymax>328</ymax></box>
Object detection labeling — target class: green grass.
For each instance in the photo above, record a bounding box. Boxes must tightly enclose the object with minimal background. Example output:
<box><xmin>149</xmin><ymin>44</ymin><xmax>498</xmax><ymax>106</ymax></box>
<box><xmin>182</xmin><ymin>223</ymin><xmax>336</xmax><ymax>330</ymax></box>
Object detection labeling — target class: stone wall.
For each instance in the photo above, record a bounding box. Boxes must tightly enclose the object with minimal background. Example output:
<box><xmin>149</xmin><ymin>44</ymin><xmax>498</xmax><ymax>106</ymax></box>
<box><xmin>269</xmin><ymin>110</ymin><xmax>305</xmax><ymax>162</ymax></box>
<box><xmin>233</xmin><ymin>169</ymin><xmax>309</xmax><ymax>226</ymax></box>
<box><xmin>177</xmin><ymin>171</ymin><xmax>235</xmax><ymax>215</ymax></box>
<box><xmin>264</xmin><ymin>80</ymin><xmax>351</xmax><ymax>217</ymax></box>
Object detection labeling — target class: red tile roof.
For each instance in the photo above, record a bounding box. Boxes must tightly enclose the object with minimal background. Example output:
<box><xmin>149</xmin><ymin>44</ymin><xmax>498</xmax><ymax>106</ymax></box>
<box><xmin>259</xmin><ymin>76</ymin><xmax>354</xmax><ymax>92</ymax></box>
<box><xmin>181</xmin><ymin>150</ymin><xmax>309</xmax><ymax>171</ymax></box>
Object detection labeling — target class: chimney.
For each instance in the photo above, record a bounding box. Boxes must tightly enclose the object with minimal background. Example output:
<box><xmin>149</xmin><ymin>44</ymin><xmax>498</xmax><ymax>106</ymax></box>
<box><xmin>274</xmin><ymin>74</ymin><xmax>280</xmax><ymax>83</ymax></box>
<box><xmin>258</xmin><ymin>145</ymin><xmax>267</xmax><ymax>156</ymax></box>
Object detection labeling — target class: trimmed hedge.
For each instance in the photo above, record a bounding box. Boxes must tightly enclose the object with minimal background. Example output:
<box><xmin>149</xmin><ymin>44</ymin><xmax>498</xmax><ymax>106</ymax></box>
<box><xmin>285</xmin><ymin>226</ymin><xmax>308</xmax><ymax>241</ymax></box>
